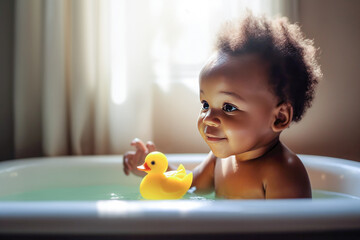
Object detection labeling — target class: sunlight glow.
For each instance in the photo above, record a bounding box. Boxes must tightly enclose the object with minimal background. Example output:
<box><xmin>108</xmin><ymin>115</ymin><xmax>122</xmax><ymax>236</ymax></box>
<box><xmin>108</xmin><ymin>0</ymin><xmax>281</xmax><ymax>97</ymax></box>
<box><xmin>110</xmin><ymin>0</ymin><xmax>127</xmax><ymax>105</ymax></box>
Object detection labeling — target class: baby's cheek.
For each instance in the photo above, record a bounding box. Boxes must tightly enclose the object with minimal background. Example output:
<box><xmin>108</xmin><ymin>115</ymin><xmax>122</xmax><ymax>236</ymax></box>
<box><xmin>197</xmin><ymin>116</ymin><xmax>204</xmax><ymax>134</ymax></box>
<box><xmin>225</xmin><ymin>121</ymin><xmax>253</xmax><ymax>144</ymax></box>
<box><xmin>225</xmin><ymin>118</ymin><xmax>248</xmax><ymax>134</ymax></box>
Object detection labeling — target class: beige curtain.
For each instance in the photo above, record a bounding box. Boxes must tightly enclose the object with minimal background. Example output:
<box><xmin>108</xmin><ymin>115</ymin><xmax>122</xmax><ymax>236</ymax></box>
<box><xmin>14</xmin><ymin>0</ymin><xmax>297</xmax><ymax>158</ymax></box>
<box><xmin>14</xmin><ymin>0</ymin><xmax>154</xmax><ymax>158</ymax></box>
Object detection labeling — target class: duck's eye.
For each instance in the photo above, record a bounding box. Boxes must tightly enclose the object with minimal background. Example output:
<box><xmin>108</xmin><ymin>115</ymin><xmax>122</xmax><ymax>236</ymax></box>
<box><xmin>223</xmin><ymin>103</ymin><xmax>238</xmax><ymax>112</ymax></box>
<box><xmin>151</xmin><ymin>161</ymin><xmax>155</xmax><ymax>165</ymax></box>
<box><xmin>202</xmin><ymin>101</ymin><xmax>209</xmax><ymax>110</ymax></box>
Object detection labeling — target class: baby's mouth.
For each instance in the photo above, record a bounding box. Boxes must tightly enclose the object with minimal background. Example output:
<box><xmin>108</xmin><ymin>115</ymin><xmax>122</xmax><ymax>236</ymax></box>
<box><xmin>203</xmin><ymin>126</ymin><xmax>226</xmax><ymax>142</ymax></box>
<box><xmin>205</xmin><ymin>134</ymin><xmax>227</xmax><ymax>142</ymax></box>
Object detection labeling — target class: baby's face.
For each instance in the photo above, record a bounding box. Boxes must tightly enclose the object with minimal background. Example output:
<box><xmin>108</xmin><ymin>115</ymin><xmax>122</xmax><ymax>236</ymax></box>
<box><xmin>197</xmin><ymin>52</ymin><xmax>280</xmax><ymax>159</ymax></box>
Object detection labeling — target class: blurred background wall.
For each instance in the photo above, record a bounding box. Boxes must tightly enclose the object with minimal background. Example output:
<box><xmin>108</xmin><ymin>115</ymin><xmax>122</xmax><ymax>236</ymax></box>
<box><xmin>283</xmin><ymin>0</ymin><xmax>360</xmax><ymax>161</ymax></box>
<box><xmin>0</xmin><ymin>0</ymin><xmax>359</xmax><ymax>161</ymax></box>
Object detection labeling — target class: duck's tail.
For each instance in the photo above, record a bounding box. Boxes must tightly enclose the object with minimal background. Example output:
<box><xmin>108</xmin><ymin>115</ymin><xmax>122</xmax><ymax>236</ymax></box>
<box><xmin>173</xmin><ymin>164</ymin><xmax>193</xmax><ymax>190</ymax></box>
<box><xmin>182</xmin><ymin>171</ymin><xmax>193</xmax><ymax>190</ymax></box>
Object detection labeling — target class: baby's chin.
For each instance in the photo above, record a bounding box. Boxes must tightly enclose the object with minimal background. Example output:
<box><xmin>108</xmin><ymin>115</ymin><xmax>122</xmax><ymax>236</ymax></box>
<box><xmin>209</xmin><ymin>148</ymin><xmax>232</xmax><ymax>159</ymax></box>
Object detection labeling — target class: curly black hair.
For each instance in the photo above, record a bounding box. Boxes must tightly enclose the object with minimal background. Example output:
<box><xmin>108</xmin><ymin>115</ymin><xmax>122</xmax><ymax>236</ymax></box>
<box><xmin>215</xmin><ymin>12</ymin><xmax>322</xmax><ymax>122</ymax></box>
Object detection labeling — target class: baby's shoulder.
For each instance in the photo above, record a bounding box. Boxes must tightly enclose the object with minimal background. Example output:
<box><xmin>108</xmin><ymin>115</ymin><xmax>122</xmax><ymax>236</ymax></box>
<box><xmin>260</xmin><ymin>142</ymin><xmax>311</xmax><ymax>198</ymax></box>
<box><xmin>261</xmin><ymin>143</ymin><xmax>307</xmax><ymax>177</ymax></box>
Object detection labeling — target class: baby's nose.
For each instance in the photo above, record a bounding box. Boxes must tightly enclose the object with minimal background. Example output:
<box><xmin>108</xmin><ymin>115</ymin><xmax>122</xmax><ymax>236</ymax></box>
<box><xmin>203</xmin><ymin>109</ymin><xmax>221</xmax><ymax>127</ymax></box>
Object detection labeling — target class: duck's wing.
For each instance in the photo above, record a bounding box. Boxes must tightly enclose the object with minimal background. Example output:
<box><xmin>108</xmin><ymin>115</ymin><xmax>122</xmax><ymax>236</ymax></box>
<box><xmin>161</xmin><ymin>172</ymin><xmax>193</xmax><ymax>193</ymax></box>
<box><xmin>164</xmin><ymin>164</ymin><xmax>186</xmax><ymax>179</ymax></box>
<box><xmin>160</xmin><ymin>177</ymin><xmax>185</xmax><ymax>193</ymax></box>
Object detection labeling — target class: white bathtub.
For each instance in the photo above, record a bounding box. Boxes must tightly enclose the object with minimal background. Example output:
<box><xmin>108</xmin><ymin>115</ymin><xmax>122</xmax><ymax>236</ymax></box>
<box><xmin>0</xmin><ymin>154</ymin><xmax>359</xmax><ymax>238</ymax></box>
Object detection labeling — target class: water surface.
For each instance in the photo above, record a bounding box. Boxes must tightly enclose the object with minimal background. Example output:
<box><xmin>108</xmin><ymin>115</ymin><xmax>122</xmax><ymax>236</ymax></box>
<box><xmin>0</xmin><ymin>185</ymin><xmax>358</xmax><ymax>201</ymax></box>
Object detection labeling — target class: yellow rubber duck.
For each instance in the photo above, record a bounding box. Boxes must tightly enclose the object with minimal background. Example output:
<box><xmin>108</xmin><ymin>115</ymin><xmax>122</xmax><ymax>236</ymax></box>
<box><xmin>137</xmin><ymin>151</ymin><xmax>193</xmax><ymax>200</ymax></box>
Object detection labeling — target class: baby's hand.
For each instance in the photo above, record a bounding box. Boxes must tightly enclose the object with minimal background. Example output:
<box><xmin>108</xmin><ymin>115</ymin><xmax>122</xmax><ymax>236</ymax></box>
<box><xmin>123</xmin><ymin>138</ymin><xmax>157</xmax><ymax>177</ymax></box>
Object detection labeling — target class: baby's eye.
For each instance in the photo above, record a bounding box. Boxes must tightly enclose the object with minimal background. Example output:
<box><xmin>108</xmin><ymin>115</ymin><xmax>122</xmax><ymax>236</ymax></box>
<box><xmin>201</xmin><ymin>101</ymin><xmax>209</xmax><ymax>110</ymax></box>
<box><xmin>223</xmin><ymin>103</ymin><xmax>238</xmax><ymax>112</ymax></box>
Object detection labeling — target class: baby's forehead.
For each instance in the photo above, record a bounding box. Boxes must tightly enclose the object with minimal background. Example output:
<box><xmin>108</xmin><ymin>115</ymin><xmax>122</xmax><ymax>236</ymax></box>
<box><xmin>200</xmin><ymin>52</ymin><xmax>269</xmax><ymax>82</ymax></box>
<box><xmin>199</xmin><ymin>52</ymin><xmax>229</xmax><ymax>78</ymax></box>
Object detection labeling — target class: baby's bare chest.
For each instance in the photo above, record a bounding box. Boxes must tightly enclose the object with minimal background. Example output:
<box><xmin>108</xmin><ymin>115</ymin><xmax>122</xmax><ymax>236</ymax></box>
<box><xmin>214</xmin><ymin>158</ymin><xmax>265</xmax><ymax>199</ymax></box>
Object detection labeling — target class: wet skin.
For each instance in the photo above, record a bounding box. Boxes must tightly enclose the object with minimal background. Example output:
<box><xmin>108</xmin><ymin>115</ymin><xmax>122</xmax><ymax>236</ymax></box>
<box><xmin>194</xmin><ymin>52</ymin><xmax>311</xmax><ymax>199</ymax></box>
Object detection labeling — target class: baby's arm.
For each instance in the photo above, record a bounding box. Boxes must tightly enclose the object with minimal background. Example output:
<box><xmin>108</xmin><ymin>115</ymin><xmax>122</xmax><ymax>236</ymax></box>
<box><xmin>191</xmin><ymin>151</ymin><xmax>217</xmax><ymax>194</ymax></box>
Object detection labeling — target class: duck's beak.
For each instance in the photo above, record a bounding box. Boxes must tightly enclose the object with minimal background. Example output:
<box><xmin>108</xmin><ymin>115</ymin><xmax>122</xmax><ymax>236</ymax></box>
<box><xmin>137</xmin><ymin>162</ymin><xmax>151</xmax><ymax>172</ymax></box>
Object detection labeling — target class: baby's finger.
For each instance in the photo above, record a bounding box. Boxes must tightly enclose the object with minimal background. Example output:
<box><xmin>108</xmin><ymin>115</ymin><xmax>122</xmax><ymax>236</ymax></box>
<box><xmin>123</xmin><ymin>154</ymin><xmax>133</xmax><ymax>175</ymax></box>
<box><xmin>123</xmin><ymin>160</ymin><xmax>130</xmax><ymax>176</ymax></box>
<box><xmin>131</xmin><ymin>138</ymin><xmax>147</xmax><ymax>153</ymax></box>
<box><xmin>146</xmin><ymin>141</ymin><xmax>157</xmax><ymax>153</ymax></box>
<box><xmin>123</xmin><ymin>166</ymin><xmax>129</xmax><ymax>175</ymax></box>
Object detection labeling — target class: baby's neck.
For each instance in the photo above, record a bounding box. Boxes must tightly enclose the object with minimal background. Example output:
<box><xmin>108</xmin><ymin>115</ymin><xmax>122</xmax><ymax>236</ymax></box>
<box><xmin>234</xmin><ymin>137</ymin><xmax>280</xmax><ymax>162</ymax></box>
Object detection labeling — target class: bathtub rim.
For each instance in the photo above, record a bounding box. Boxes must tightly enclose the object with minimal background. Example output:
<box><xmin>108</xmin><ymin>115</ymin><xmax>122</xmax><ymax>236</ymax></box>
<box><xmin>0</xmin><ymin>199</ymin><xmax>360</xmax><ymax>235</ymax></box>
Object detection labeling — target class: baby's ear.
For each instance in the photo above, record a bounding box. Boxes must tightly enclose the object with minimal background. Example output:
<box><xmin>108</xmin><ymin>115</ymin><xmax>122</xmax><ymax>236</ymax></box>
<box><xmin>272</xmin><ymin>103</ymin><xmax>293</xmax><ymax>132</ymax></box>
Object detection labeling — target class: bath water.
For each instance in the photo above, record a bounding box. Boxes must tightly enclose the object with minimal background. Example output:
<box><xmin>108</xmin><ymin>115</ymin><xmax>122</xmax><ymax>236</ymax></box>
<box><xmin>0</xmin><ymin>185</ymin><xmax>358</xmax><ymax>201</ymax></box>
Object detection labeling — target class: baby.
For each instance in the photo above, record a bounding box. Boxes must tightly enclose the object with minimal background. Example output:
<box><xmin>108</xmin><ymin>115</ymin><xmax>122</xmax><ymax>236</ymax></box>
<box><xmin>124</xmin><ymin>12</ymin><xmax>322</xmax><ymax>199</ymax></box>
